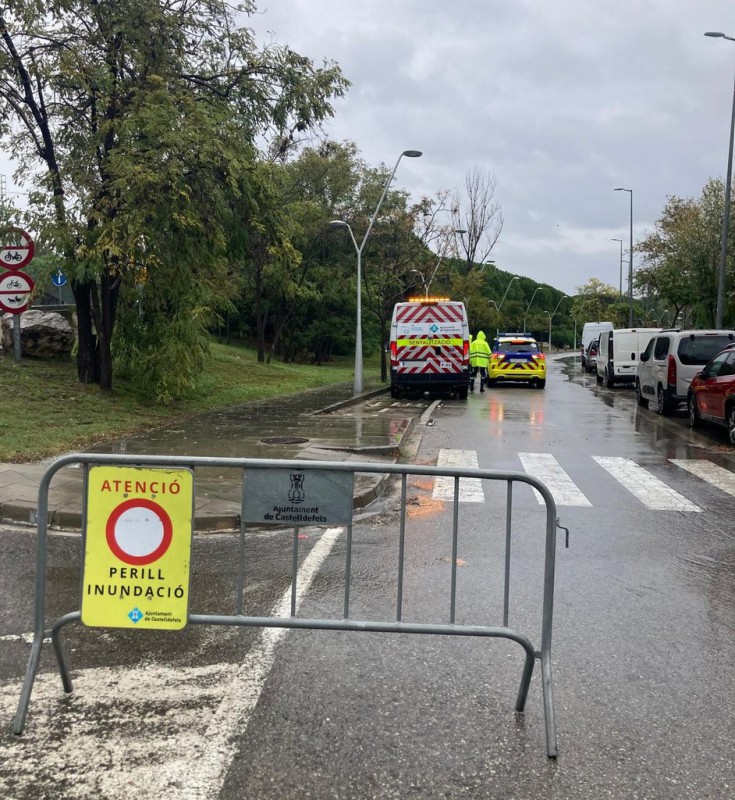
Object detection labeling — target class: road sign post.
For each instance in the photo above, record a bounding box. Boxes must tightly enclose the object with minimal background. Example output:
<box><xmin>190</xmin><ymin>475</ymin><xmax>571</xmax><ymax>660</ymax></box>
<box><xmin>0</xmin><ymin>269</ymin><xmax>35</xmax><ymax>363</ymax></box>
<box><xmin>0</xmin><ymin>227</ymin><xmax>36</xmax><ymax>362</ymax></box>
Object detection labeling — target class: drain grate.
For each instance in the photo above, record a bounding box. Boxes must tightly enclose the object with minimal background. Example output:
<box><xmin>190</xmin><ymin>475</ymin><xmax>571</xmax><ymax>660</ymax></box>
<box><xmin>260</xmin><ymin>437</ymin><xmax>309</xmax><ymax>445</ymax></box>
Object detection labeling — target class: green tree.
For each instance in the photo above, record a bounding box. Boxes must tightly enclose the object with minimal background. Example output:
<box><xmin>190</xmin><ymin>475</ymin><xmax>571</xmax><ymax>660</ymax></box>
<box><xmin>635</xmin><ymin>179</ymin><xmax>730</xmax><ymax>327</ymax></box>
<box><xmin>0</xmin><ymin>1</ymin><xmax>347</xmax><ymax>395</ymax></box>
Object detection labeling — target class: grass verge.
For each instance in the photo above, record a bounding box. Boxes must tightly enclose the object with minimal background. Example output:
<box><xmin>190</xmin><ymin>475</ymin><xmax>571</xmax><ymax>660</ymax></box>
<box><xmin>0</xmin><ymin>340</ymin><xmax>383</xmax><ymax>462</ymax></box>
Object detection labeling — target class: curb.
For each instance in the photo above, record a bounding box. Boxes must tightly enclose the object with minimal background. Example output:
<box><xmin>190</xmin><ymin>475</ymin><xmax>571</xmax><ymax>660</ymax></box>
<box><xmin>0</xmin><ymin>473</ymin><xmax>394</xmax><ymax>534</ymax></box>
<box><xmin>0</xmin><ymin>387</ymin><xmax>407</xmax><ymax>533</ymax></box>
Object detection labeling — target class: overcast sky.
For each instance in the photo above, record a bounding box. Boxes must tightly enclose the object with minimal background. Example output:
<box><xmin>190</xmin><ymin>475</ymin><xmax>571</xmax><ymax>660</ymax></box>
<box><xmin>248</xmin><ymin>0</ymin><xmax>735</xmax><ymax>297</ymax></box>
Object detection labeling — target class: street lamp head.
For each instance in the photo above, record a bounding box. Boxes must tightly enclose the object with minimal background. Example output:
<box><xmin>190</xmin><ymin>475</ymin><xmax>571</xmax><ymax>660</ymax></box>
<box><xmin>454</xmin><ymin>228</ymin><xmax>467</xmax><ymax>235</ymax></box>
<box><xmin>705</xmin><ymin>31</ymin><xmax>725</xmax><ymax>38</ymax></box>
<box><xmin>329</xmin><ymin>219</ymin><xmax>348</xmax><ymax>228</ymax></box>
<box><xmin>402</xmin><ymin>150</ymin><xmax>422</xmax><ymax>158</ymax></box>
<box><xmin>610</xmin><ymin>237</ymin><xmax>622</xmax><ymax>242</ymax></box>
<box><xmin>614</xmin><ymin>187</ymin><xmax>631</xmax><ymax>192</ymax></box>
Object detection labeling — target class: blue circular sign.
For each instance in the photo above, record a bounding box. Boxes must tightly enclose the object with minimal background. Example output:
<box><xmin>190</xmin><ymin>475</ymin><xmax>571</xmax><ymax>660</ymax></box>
<box><xmin>51</xmin><ymin>271</ymin><xmax>67</xmax><ymax>287</ymax></box>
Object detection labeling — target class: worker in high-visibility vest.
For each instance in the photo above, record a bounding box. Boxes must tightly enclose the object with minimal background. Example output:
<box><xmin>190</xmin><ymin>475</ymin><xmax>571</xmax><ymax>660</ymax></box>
<box><xmin>470</xmin><ymin>330</ymin><xmax>491</xmax><ymax>392</ymax></box>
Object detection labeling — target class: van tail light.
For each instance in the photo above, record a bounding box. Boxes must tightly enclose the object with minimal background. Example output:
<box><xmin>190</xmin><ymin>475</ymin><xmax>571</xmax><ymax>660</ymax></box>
<box><xmin>390</xmin><ymin>341</ymin><xmax>398</xmax><ymax>365</ymax></box>
<box><xmin>463</xmin><ymin>340</ymin><xmax>469</xmax><ymax>362</ymax></box>
<box><xmin>667</xmin><ymin>354</ymin><xmax>676</xmax><ymax>386</ymax></box>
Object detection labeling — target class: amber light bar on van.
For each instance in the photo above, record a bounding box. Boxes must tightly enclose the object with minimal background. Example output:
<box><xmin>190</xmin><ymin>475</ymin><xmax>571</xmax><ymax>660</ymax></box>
<box><xmin>406</xmin><ymin>296</ymin><xmax>451</xmax><ymax>304</ymax></box>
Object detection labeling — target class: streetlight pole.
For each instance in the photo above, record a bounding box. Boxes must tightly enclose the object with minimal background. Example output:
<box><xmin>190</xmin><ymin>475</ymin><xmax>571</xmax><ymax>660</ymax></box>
<box><xmin>705</xmin><ymin>32</ymin><xmax>735</xmax><ymax>327</ymax></box>
<box><xmin>544</xmin><ymin>296</ymin><xmax>568</xmax><ymax>354</ymax></box>
<box><xmin>330</xmin><ymin>149</ymin><xmax>422</xmax><ymax>394</ymax></box>
<box><xmin>614</xmin><ymin>187</ymin><xmax>634</xmax><ymax>325</ymax></box>
<box><xmin>498</xmin><ymin>275</ymin><xmax>519</xmax><ymax>310</ymax></box>
<box><xmin>610</xmin><ymin>238</ymin><xmax>623</xmax><ymax>298</ymax></box>
<box><xmin>523</xmin><ymin>286</ymin><xmax>540</xmax><ymax>333</ymax></box>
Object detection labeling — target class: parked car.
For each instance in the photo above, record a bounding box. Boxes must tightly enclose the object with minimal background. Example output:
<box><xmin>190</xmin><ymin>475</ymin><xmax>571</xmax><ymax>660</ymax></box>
<box><xmin>636</xmin><ymin>329</ymin><xmax>735</xmax><ymax>415</ymax></box>
<box><xmin>688</xmin><ymin>344</ymin><xmax>735</xmax><ymax>444</ymax></box>
<box><xmin>580</xmin><ymin>321</ymin><xmax>612</xmax><ymax>371</ymax></box>
<box><xmin>596</xmin><ymin>327</ymin><xmax>661</xmax><ymax>388</ymax></box>
<box><xmin>582</xmin><ymin>337</ymin><xmax>599</xmax><ymax>374</ymax></box>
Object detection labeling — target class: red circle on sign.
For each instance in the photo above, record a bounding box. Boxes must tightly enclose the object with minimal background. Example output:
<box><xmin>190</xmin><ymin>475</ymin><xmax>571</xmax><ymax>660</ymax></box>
<box><xmin>0</xmin><ymin>270</ymin><xmax>35</xmax><ymax>314</ymax></box>
<box><xmin>0</xmin><ymin>227</ymin><xmax>35</xmax><ymax>270</ymax></box>
<box><xmin>105</xmin><ymin>498</ymin><xmax>173</xmax><ymax>565</ymax></box>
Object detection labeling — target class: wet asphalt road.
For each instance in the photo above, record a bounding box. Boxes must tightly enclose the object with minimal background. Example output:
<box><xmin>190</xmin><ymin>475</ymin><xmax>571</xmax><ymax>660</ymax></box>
<box><xmin>1</xmin><ymin>357</ymin><xmax>734</xmax><ymax>799</ymax></box>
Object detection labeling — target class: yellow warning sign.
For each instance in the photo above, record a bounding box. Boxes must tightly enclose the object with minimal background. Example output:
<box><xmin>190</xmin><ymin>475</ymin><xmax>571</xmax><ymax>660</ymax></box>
<box><xmin>81</xmin><ymin>466</ymin><xmax>194</xmax><ymax>630</ymax></box>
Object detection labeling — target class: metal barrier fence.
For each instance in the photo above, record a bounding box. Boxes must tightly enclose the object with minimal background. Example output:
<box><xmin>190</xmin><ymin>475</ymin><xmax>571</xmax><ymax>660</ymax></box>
<box><xmin>13</xmin><ymin>453</ymin><xmax>566</xmax><ymax>758</ymax></box>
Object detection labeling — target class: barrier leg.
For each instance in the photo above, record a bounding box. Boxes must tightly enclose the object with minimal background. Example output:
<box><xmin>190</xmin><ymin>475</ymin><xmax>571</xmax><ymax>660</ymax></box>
<box><xmin>513</xmin><ymin>642</ymin><xmax>536</xmax><ymax>712</ymax></box>
<box><xmin>12</xmin><ymin>633</ymin><xmax>44</xmax><ymax>736</ymax></box>
<box><xmin>540</xmin><ymin>652</ymin><xmax>558</xmax><ymax>758</ymax></box>
<box><xmin>51</xmin><ymin>612</ymin><xmax>80</xmax><ymax>694</ymax></box>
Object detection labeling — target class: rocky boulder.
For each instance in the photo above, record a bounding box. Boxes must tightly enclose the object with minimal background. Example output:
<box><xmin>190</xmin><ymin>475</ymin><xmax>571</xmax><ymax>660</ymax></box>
<box><xmin>1</xmin><ymin>310</ymin><xmax>74</xmax><ymax>357</ymax></box>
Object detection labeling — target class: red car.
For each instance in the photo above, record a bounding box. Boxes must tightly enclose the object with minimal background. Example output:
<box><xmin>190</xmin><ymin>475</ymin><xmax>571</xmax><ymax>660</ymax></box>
<box><xmin>688</xmin><ymin>344</ymin><xmax>735</xmax><ymax>445</ymax></box>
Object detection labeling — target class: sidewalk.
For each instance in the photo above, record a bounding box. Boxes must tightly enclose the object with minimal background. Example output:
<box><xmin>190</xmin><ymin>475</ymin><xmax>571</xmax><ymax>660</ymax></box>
<box><xmin>0</xmin><ymin>384</ymin><xmax>422</xmax><ymax>532</ymax></box>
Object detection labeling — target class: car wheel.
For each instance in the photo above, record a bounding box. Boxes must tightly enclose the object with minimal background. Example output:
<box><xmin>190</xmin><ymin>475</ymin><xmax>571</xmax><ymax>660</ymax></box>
<box><xmin>537</xmin><ymin>379</ymin><xmax>546</xmax><ymax>389</ymax></box>
<box><xmin>635</xmin><ymin>380</ymin><xmax>648</xmax><ymax>408</ymax></box>
<box><xmin>728</xmin><ymin>405</ymin><xmax>735</xmax><ymax>446</ymax></box>
<box><xmin>656</xmin><ymin>386</ymin><xmax>672</xmax><ymax>416</ymax></box>
<box><xmin>595</xmin><ymin>370</ymin><xmax>602</xmax><ymax>384</ymax></box>
<box><xmin>688</xmin><ymin>393</ymin><xmax>701</xmax><ymax>429</ymax></box>
<box><xmin>486</xmin><ymin>378</ymin><xmax>497</xmax><ymax>387</ymax></box>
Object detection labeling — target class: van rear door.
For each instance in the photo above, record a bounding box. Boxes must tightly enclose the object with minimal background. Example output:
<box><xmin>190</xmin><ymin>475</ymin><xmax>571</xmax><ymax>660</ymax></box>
<box><xmin>390</xmin><ymin>300</ymin><xmax>469</xmax><ymax>395</ymax></box>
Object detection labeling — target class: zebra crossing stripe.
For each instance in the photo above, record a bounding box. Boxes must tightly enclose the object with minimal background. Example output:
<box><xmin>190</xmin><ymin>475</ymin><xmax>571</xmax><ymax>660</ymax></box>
<box><xmin>670</xmin><ymin>459</ymin><xmax>735</xmax><ymax>498</ymax></box>
<box><xmin>518</xmin><ymin>453</ymin><xmax>593</xmax><ymax>507</ymax></box>
<box><xmin>433</xmin><ymin>449</ymin><xmax>485</xmax><ymax>502</ymax></box>
<box><xmin>593</xmin><ymin>456</ymin><xmax>701</xmax><ymax>512</ymax></box>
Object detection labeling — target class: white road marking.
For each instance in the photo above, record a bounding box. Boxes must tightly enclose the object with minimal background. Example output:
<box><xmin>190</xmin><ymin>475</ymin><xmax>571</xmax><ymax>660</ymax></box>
<box><xmin>518</xmin><ymin>453</ymin><xmax>593</xmax><ymax>507</ymax></box>
<box><xmin>170</xmin><ymin>525</ymin><xmax>344</xmax><ymax>799</ymax></box>
<box><xmin>593</xmin><ymin>457</ymin><xmax>701</xmax><ymax>512</ymax></box>
<box><xmin>0</xmin><ymin>526</ymin><xmax>344</xmax><ymax>799</ymax></box>
<box><xmin>0</xmin><ymin>632</ymin><xmax>45</xmax><ymax>644</ymax></box>
<box><xmin>432</xmin><ymin>449</ymin><xmax>485</xmax><ymax>502</ymax></box>
<box><xmin>670</xmin><ymin>459</ymin><xmax>735</xmax><ymax>497</ymax></box>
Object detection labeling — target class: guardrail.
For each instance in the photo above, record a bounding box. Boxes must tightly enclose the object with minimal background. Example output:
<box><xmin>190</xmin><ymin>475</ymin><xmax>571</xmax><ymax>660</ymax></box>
<box><xmin>13</xmin><ymin>453</ymin><xmax>566</xmax><ymax>758</ymax></box>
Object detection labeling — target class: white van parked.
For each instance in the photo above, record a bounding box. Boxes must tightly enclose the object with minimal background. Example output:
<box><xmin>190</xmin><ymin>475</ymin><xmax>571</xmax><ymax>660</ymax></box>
<box><xmin>580</xmin><ymin>321</ymin><xmax>613</xmax><ymax>371</ymax></box>
<box><xmin>636</xmin><ymin>329</ymin><xmax>735</xmax><ymax>414</ymax></box>
<box><xmin>596</xmin><ymin>327</ymin><xmax>661</xmax><ymax>388</ymax></box>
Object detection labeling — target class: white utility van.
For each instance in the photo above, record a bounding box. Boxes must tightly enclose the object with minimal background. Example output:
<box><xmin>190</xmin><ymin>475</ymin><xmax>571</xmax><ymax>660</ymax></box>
<box><xmin>389</xmin><ymin>297</ymin><xmax>470</xmax><ymax>399</ymax></box>
<box><xmin>596</xmin><ymin>327</ymin><xmax>661</xmax><ymax>388</ymax></box>
<box><xmin>580</xmin><ymin>321</ymin><xmax>613</xmax><ymax>371</ymax></box>
<box><xmin>636</xmin><ymin>329</ymin><xmax>735</xmax><ymax>414</ymax></box>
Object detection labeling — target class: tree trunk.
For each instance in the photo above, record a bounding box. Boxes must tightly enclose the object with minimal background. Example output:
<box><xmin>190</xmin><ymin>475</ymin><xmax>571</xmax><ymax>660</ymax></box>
<box><xmin>72</xmin><ymin>279</ymin><xmax>99</xmax><ymax>384</ymax></box>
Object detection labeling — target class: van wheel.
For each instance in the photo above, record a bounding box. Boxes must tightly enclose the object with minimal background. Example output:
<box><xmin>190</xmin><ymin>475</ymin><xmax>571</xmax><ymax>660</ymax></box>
<box><xmin>605</xmin><ymin>370</ymin><xmax>615</xmax><ymax>388</ymax></box>
<box><xmin>458</xmin><ymin>386</ymin><xmax>468</xmax><ymax>400</ymax></box>
<box><xmin>657</xmin><ymin>386</ymin><xmax>673</xmax><ymax>416</ymax></box>
<box><xmin>635</xmin><ymin>380</ymin><xmax>648</xmax><ymax>407</ymax></box>
<box><xmin>390</xmin><ymin>385</ymin><xmax>399</xmax><ymax>399</ymax></box>
<box><xmin>688</xmin><ymin>394</ymin><xmax>701</xmax><ymax>429</ymax></box>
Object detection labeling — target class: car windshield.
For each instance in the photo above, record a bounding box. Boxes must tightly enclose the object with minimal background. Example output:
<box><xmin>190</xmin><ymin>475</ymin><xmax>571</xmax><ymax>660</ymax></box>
<box><xmin>678</xmin><ymin>336</ymin><xmax>735</xmax><ymax>366</ymax></box>
<box><xmin>497</xmin><ymin>341</ymin><xmax>540</xmax><ymax>354</ymax></box>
